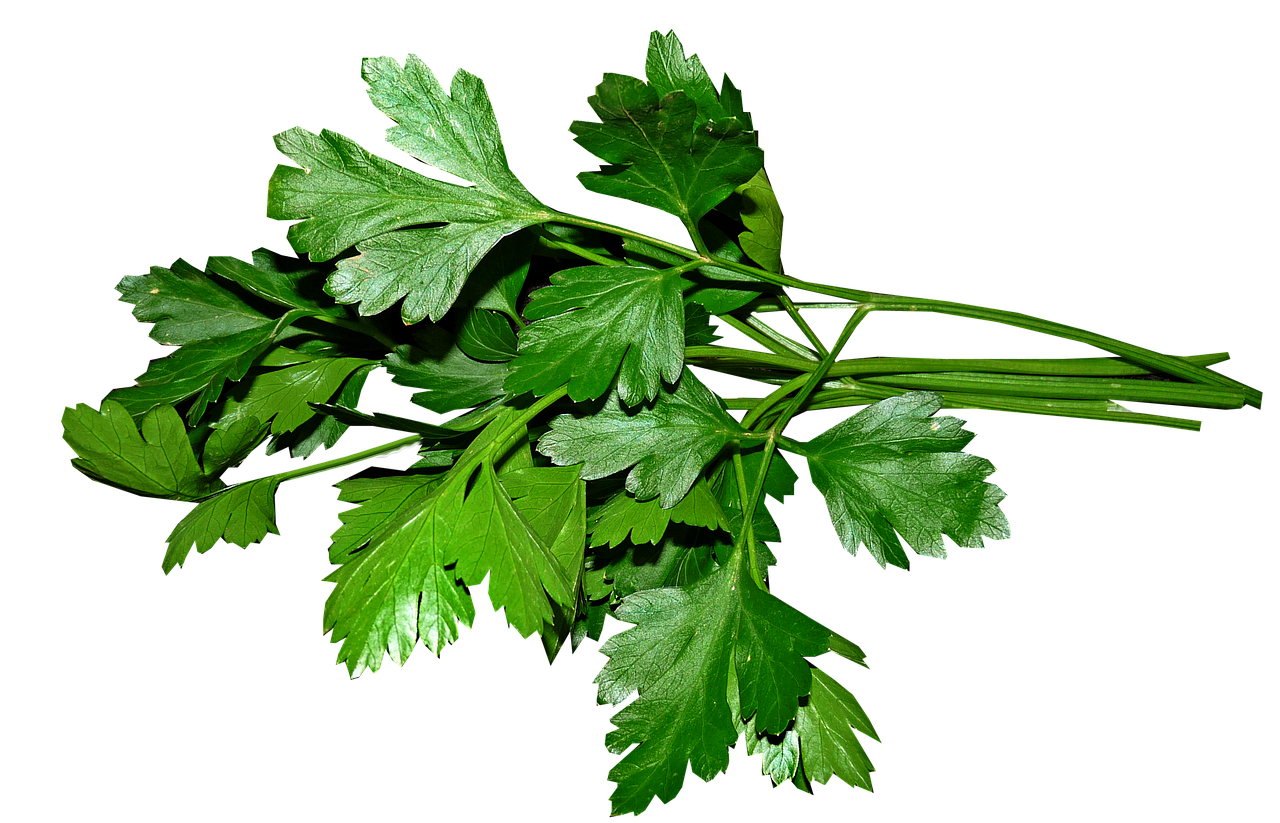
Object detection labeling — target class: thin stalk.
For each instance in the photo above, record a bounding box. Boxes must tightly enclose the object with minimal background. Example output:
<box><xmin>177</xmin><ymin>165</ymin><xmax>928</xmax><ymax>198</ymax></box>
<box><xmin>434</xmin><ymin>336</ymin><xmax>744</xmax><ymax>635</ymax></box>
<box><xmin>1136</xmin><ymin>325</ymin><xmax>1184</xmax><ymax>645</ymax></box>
<box><xmin>537</xmin><ymin>231</ymin><xmax>622</xmax><ymax>267</ymax></box>
<box><xmin>550</xmin><ymin>213</ymin><xmax>703</xmax><ymax>262</ymax></box>
<box><xmin>306</xmin><ymin>313</ymin><xmax>399</xmax><ymax>351</ymax></box>
<box><xmin>717</xmin><ymin>315</ymin><xmax>816</xmax><ymax>360</ymax></box>
<box><xmin>777</xmin><ymin>293</ymin><xmax>829</xmax><ymax>357</ymax></box>
<box><xmin>740</xmin><ymin>314</ymin><xmax>819</xmax><ymax>360</ymax></box>
<box><xmin>861</xmin><ymin>372</ymin><xmax>1244</xmax><ymax>409</ymax></box>
<box><xmin>771</xmin><ymin>309</ymin><xmax>870</xmax><ymax>434</ymax></box>
<box><xmin>273</xmin><ymin>435</ymin><xmax>422</xmax><ymax>484</ymax></box>
<box><xmin>731</xmin><ymin>449</ymin><xmax>767</xmax><ymax>591</ymax></box>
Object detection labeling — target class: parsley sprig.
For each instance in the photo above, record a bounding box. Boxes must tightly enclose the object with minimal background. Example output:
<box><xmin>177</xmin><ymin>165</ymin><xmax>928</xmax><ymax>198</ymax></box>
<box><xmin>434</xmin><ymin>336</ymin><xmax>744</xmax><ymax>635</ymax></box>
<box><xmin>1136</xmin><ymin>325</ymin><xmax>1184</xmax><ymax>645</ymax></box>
<box><xmin>63</xmin><ymin>30</ymin><xmax>1260</xmax><ymax>815</ymax></box>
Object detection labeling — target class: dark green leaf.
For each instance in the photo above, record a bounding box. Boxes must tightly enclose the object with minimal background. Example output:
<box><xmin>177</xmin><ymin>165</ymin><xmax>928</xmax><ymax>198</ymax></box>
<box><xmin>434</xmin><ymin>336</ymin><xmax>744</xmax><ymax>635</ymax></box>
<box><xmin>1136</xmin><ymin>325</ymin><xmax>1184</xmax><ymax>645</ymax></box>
<box><xmin>539</xmin><ymin>369</ymin><xmax>741</xmax><ymax>506</ymax></box>
<box><xmin>505</xmin><ymin>264</ymin><xmax>684</xmax><ymax>404</ymax></box>
<box><xmin>736</xmin><ymin>168</ymin><xmax>784</xmax><ymax>273</ymax></box>
<box><xmin>572</xmin><ymin>69</ymin><xmax>762</xmax><ymax>223</ymax></box>
<box><xmin>206</xmin><ymin>249</ymin><xmax>338</xmax><ymax>313</ymax></box>
<box><xmin>589</xmin><ymin>478</ymin><xmax>728</xmax><ymax>549</ymax></box>
<box><xmin>596</xmin><ymin>548</ymin><xmax>830</xmax><ymax>814</ymax></box>
<box><xmin>386</xmin><ymin>333</ymin><xmax>508</xmax><ymax>413</ymax></box>
<box><xmin>457</xmin><ymin>309</ymin><xmax>517</xmax><ymax>362</ymax></box>
<box><xmin>799</xmin><ymin>392</ymin><xmax>1010</xmax><ymax>569</ymax></box>
<box><xmin>200</xmin><ymin>415</ymin><xmax>270</xmax><ymax>476</ymax></box>
<box><xmin>270</xmin><ymin>363</ymin><xmax>376</xmax><ymax>458</ymax></box>
<box><xmin>683</xmin><ymin>303</ymin><xmax>720</xmax><ymax>346</ymax></box>
<box><xmin>117</xmin><ymin>259</ymin><xmax>268</xmax><ymax>345</ymax></box>
<box><xmin>456</xmin><ymin>229</ymin><xmax>535</xmax><ymax>322</ymax></box>
<box><xmin>605</xmin><ymin>523</ymin><xmax>719</xmax><ymax>598</ymax></box>
<box><xmin>217</xmin><ymin>357</ymin><xmax>373</xmax><ymax>435</ymax></box>
<box><xmin>63</xmin><ymin>401</ymin><xmax>219</xmax><ymax>501</ymax></box>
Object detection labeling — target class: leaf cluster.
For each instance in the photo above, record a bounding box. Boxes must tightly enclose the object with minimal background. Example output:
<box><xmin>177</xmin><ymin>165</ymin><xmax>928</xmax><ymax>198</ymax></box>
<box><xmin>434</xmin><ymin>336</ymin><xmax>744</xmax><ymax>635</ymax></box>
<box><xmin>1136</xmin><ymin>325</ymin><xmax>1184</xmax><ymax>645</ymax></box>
<box><xmin>62</xmin><ymin>28</ymin><xmax>1260</xmax><ymax>817</ymax></box>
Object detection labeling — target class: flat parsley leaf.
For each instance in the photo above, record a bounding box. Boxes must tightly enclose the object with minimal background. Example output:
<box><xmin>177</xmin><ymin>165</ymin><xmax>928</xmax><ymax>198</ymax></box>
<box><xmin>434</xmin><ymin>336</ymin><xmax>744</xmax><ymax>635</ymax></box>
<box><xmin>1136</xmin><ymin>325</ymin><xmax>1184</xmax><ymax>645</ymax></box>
<box><xmin>268</xmin><ymin>58</ymin><xmax>550</xmax><ymax>323</ymax></box>
<box><xmin>505</xmin><ymin>265</ymin><xmax>685</xmax><ymax>404</ymax></box>
<box><xmin>799</xmin><ymin>392</ymin><xmax>1010</xmax><ymax>569</ymax></box>
<box><xmin>538</xmin><ymin>369</ymin><xmax>743</xmax><ymax>507</ymax></box>
<box><xmin>589</xmin><ymin>478</ymin><xmax>729</xmax><ymax>549</ymax></box>
<box><xmin>573</xmin><ymin>34</ymin><xmax>762</xmax><ymax>224</ymax></box>
<box><xmin>163</xmin><ymin>478</ymin><xmax>281</xmax><ymax>573</ymax></box>
<box><xmin>62</xmin><ymin>401</ymin><xmax>219</xmax><ymax>501</ymax></box>
<box><xmin>596</xmin><ymin>547</ymin><xmax>830</xmax><ymax>815</ymax></box>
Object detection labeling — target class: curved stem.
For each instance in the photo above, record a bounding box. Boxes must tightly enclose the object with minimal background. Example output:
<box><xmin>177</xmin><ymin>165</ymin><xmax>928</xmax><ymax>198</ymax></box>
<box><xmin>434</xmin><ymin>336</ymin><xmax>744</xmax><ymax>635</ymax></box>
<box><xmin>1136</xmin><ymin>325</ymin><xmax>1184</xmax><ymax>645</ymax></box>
<box><xmin>272</xmin><ymin>435</ymin><xmax>423</xmax><ymax>484</ymax></box>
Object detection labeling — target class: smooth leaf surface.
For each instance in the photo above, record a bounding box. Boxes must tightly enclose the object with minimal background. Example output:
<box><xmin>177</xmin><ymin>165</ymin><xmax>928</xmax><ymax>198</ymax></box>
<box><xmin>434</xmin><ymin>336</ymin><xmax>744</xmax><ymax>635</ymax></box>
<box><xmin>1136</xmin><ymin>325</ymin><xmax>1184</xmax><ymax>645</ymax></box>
<box><xmin>791</xmin><ymin>667</ymin><xmax>878</xmax><ymax>791</ymax></box>
<box><xmin>799</xmin><ymin>392</ymin><xmax>1010</xmax><ymax>569</ymax></box>
<box><xmin>62</xmin><ymin>401</ymin><xmax>218</xmax><ymax>501</ymax></box>
<box><xmin>163</xmin><ymin>478</ymin><xmax>281</xmax><ymax>572</ymax></box>
<box><xmin>539</xmin><ymin>369</ymin><xmax>743</xmax><ymax>507</ymax></box>
<box><xmin>596</xmin><ymin>548</ymin><xmax>830</xmax><ymax>814</ymax></box>
<box><xmin>117</xmin><ymin>259</ymin><xmax>268</xmax><ymax>345</ymax></box>
<box><xmin>589</xmin><ymin>478</ymin><xmax>728</xmax><ymax>548</ymax></box>
<box><xmin>386</xmin><ymin>335</ymin><xmax>508</xmax><ymax>413</ymax></box>
<box><xmin>505</xmin><ymin>265</ymin><xmax>685</xmax><ymax>404</ymax></box>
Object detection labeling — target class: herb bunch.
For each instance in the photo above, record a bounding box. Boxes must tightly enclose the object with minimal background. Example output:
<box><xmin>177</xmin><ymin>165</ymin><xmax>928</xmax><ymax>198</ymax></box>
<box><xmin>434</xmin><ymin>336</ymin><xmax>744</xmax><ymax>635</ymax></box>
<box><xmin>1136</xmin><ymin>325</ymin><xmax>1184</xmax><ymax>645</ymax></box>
<box><xmin>62</xmin><ymin>31</ymin><xmax>1261</xmax><ymax>815</ymax></box>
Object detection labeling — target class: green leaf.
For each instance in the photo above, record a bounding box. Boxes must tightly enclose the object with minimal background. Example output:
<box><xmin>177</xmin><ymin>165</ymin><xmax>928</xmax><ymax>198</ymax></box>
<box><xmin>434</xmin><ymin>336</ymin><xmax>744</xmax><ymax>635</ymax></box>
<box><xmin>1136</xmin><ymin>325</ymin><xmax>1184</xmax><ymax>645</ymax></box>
<box><xmin>604</xmin><ymin>523</ymin><xmax>719</xmax><ymax>598</ymax></box>
<box><xmin>269</xmin><ymin>363</ymin><xmax>375</xmax><ymax>458</ymax></box>
<box><xmin>217</xmin><ymin>357</ymin><xmax>373</xmax><ymax>436</ymax></box>
<box><xmin>328</xmin><ymin>220</ymin><xmax>535</xmax><ymax>323</ymax></box>
<box><xmin>117</xmin><ymin>259</ymin><xmax>268</xmax><ymax>345</ymax></box>
<box><xmin>201</xmin><ymin>415</ymin><xmax>270</xmax><ymax>475</ymax></box>
<box><xmin>361</xmin><ymin>56</ymin><xmax>543</xmax><ymax>213</ymax></box>
<box><xmin>63</xmin><ymin>401</ymin><xmax>219</xmax><ymax>501</ymax></box>
<box><xmin>163</xmin><ymin>478</ymin><xmax>281</xmax><ymax>573</ymax></box>
<box><xmin>572</xmin><ymin>68</ymin><xmax>762</xmax><ymax>223</ymax></box>
<box><xmin>539</xmin><ymin>369</ymin><xmax>742</xmax><ymax>507</ymax></box>
<box><xmin>589</xmin><ymin>478</ymin><xmax>728</xmax><ymax>549</ymax></box>
<box><xmin>456</xmin><ymin>309</ymin><xmax>517</xmax><ymax>362</ymax></box>
<box><xmin>449</xmin><ymin>463</ymin><xmax>575</xmax><ymax>637</ymax></box>
<box><xmin>386</xmin><ymin>332</ymin><xmax>508</xmax><ymax>413</ymax></box>
<box><xmin>729</xmin><ymin>662</ymin><xmax>801</xmax><ymax>785</ymax></box>
<box><xmin>623</xmin><ymin>222</ymin><xmax>767</xmax><ymax>315</ymax></box>
<box><xmin>683</xmin><ymin>303</ymin><xmax>720</xmax><ymax>346</ymax></box>
<box><xmin>206</xmin><ymin>249</ymin><xmax>338</xmax><ymax>313</ymax></box>
<box><xmin>644</xmin><ymin>30</ymin><xmax>730</xmax><ymax>121</ymax></box>
<box><xmin>791</xmin><ymin>667</ymin><xmax>878</xmax><ymax>791</ymax></box>
<box><xmin>596</xmin><ymin>548</ymin><xmax>830</xmax><ymax>814</ymax></box>
<box><xmin>308</xmin><ymin>404</ymin><xmax>473</xmax><ymax>442</ymax></box>
<box><xmin>324</xmin><ymin>472</ymin><xmax>472</xmax><ymax>674</ymax></box>
<box><xmin>505</xmin><ymin>265</ymin><xmax>685</xmax><ymax>404</ymax></box>
<box><xmin>799</xmin><ymin>392</ymin><xmax>1010</xmax><ymax>569</ymax></box>
<box><xmin>106</xmin><ymin>309</ymin><xmax>313</xmax><ymax>422</ymax></box>
<box><xmin>502</xmin><ymin>465</ymin><xmax>588</xmax><ymax>589</ymax></box>
<box><xmin>455</xmin><ymin>229</ymin><xmax>535</xmax><ymax>322</ymax></box>
<box><xmin>736</xmin><ymin>168</ymin><xmax>784</xmax><ymax>273</ymax></box>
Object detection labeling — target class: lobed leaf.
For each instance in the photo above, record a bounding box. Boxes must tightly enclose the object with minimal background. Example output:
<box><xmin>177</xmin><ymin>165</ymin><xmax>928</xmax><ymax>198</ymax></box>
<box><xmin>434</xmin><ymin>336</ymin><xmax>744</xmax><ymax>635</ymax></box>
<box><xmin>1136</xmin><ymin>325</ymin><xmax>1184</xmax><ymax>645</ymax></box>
<box><xmin>799</xmin><ymin>392</ymin><xmax>1010</xmax><ymax>569</ymax></box>
<box><xmin>538</xmin><ymin>369</ymin><xmax>743</xmax><ymax>507</ymax></box>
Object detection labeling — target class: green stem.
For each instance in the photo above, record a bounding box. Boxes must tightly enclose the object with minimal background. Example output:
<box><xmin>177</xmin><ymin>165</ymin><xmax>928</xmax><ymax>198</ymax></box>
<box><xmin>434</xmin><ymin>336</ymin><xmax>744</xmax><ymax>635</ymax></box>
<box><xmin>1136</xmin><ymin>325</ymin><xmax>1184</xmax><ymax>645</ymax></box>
<box><xmin>860</xmin><ymin>372</ymin><xmax>1244</xmax><ymax>408</ymax></box>
<box><xmin>772</xmin><ymin>309</ymin><xmax>871</xmax><ymax>434</ymax></box>
<box><xmin>537</xmin><ymin>230</ymin><xmax>622</xmax><ymax>267</ymax></box>
<box><xmin>550</xmin><ymin>213</ymin><xmax>703</xmax><ymax>262</ymax></box>
<box><xmin>489</xmin><ymin>386</ymin><xmax>571</xmax><ymax>466</ymax></box>
<box><xmin>731</xmin><ymin>448</ymin><xmax>767</xmax><ymax>591</ymax></box>
<box><xmin>777</xmin><ymin>293</ymin><xmax>829</xmax><ymax>357</ymax></box>
<box><xmin>273</xmin><ymin>435</ymin><xmax>423</xmax><ymax>484</ymax></box>
<box><xmin>717</xmin><ymin>315</ymin><xmax>816</xmax><ymax>360</ymax></box>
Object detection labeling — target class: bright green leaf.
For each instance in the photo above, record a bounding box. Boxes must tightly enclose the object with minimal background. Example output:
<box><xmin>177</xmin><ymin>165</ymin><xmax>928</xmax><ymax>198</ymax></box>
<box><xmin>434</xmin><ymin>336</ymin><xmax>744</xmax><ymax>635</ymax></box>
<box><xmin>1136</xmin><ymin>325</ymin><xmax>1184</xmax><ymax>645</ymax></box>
<box><xmin>791</xmin><ymin>667</ymin><xmax>878</xmax><ymax>791</ymax></box>
<box><xmin>163</xmin><ymin>478</ymin><xmax>281</xmax><ymax>573</ymax></box>
<box><xmin>736</xmin><ymin>168</ymin><xmax>784</xmax><ymax>273</ymax></box>
<box><xmin>799</xmin><ymin>392</ymin><xmax>1010</xmax><ymax>569</ymax></box>
<box><xmin>539</xmin><ymin>369</ymin><xmax>742</xmax><ymax>507</ymax></box>
<box><xmin>505</xmin><ymin>264</ymin><xmax>685</xmax><ymax>404</ymax></box>
<box><xmin>589</xmin><ymin>478</ymin><xmax>728</xmax><ymax>548</ymax></box>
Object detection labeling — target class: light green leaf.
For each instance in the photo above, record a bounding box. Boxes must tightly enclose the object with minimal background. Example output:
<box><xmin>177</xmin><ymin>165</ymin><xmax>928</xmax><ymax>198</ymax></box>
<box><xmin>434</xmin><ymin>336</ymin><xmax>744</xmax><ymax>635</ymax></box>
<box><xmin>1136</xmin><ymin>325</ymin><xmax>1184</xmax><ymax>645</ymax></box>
<box><xmin>736</xmin><ymin>168</ymin><xmax>784</xmax><ymax>273</ymax></box>
<box><xmin>793</xmin><ymin>670</ymin><xmax>885</xmax><ymax>793</ymax></box>
<box><xmin>117</xmin><ymin>259</ymin><xmax>268</xmax><ymax>345</ymax></box>
<box><xmin>448</xmin><ymin>463</ymin><xmax>575</xmax><ymax>637</ymax></box>
<box><xmin>217</xmin><ymin>357</ymin><xmax>373</xmax><ymax>435</ymax></box>
<box><xmin>505</xmin><ymin>264</ymin><xmax>685</xmax><ymax>404</ymax></box>
<box><xmin>572</xmin><ymin>70</ymin><xmax>762</xmax><ymax>223</ymax></box>
<box><xmin>502</xmin><ymin>465</ymin><xmax>588</xmax><ymax>588</ymax></box>
<box><xmin>386</xmin><ymin>332</ymin><xmax>508</xmax><ymax>413</ymax></box>
<box><xmin>589</xmin><ymin>478</ymin><xmax>729</xmax><ymax>549</ymax></box>
<box><xmin>596</xmin><ymin>548</ymin><xmax>830</xmax><ymax>814</ymax></box>
<box><xmin>324</xmin><ymin>472</ymin><xmax>471</xmax><ymax>674</ymax></box>
<box><xmin>456</xmin><ymin>309</ymin><xmax>517</xmax><ymax>362</ymax></box>
<box><xmin>63</xmin><ymin>401</ymin><xmax>219</xmax><ymax>501</ymax></box>
<box><xmin>361</xmin><ymin>56</ymin><xmax>543</xmax><ymax>211</ymax></box>
<box><xmin>538</xmin><ymin>369</ymin><xmax>742</xmax><ymax>507</ymax></box>
<box><xmin>799</xmin><ymin>392</ymin><xmax>1010</xmax><ymax>569</ymax></box>
<box><xmin>163</xmin><ymin>478</ymin><xmax>281</xmax><ymax>573</ymax></box>
<box><xmin>328</xmin><ymin>219</ymin><xmax>533</xmax><ymax>323</ymax></box>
